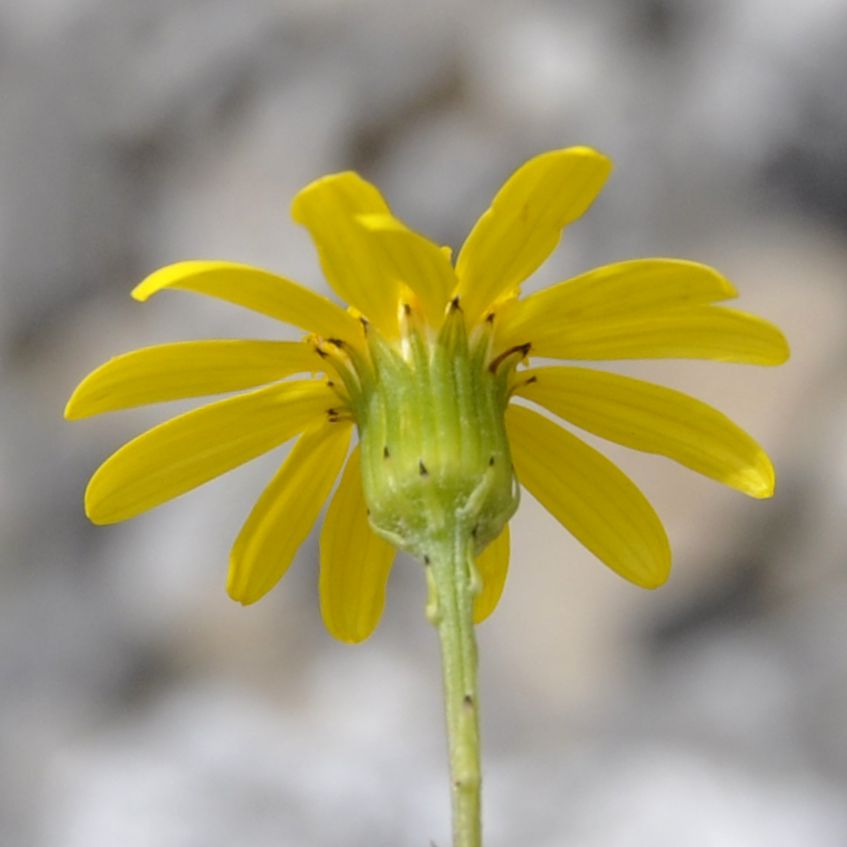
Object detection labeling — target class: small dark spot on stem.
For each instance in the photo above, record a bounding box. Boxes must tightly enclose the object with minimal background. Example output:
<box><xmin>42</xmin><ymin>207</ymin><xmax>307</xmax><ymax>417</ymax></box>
<box><xmin>488</xmin><ymin>455</ymin><xmax>495</xmax><ymax>466</ymax></box>
<box><xmin>326</xmin><ymin>379</ymin><xmax>334</xmax><ymax>388</ymax></box>
<box><xmin>463</xmin><ymin>694</ymin><xmax>474</xmax><ymax>707</ymax></box>
<box><xmin>525</xmin><ymin>375</ymin><xmax>538</xmax><ymax>385</ymax></box>
<box><xmin>450</xmin><ymin>295</ymin><xmax>462</xmax><ymax>311</ymax></box>
<box><xmin>471</xmin><ymin>524</ymin><xmax>478</xmax><ymax>538</ymax></box>
<box><xmin>424</xmin><ymin>555</ymin><xmax>431</xmax><ymax>565</ymax></box>
<box><xmin>327</xmin><ymin>338</ymin><xmax>344</xmax><ymax>348</ymax></box>
<box><xmin>419</xmin><ymin>459</ymin><xmax>429</xmax><ymax>476</ymax></box>
<box><xmin>402</xmin><ymin>302</ymin><xmax>412</xmax><ymax>316</ymax></box>
<box><xmin>485</xmin><ymin>312</ymin><xmax>495</xmax><ymax>324</ymax></box>
<box><xmin>327</xmin><ymin>408</ymin><xmax>337</xmax><ymax>416</ymax></box>
<box><xmin>315</xmin><ymin>347</ymin><xmax>328</xmax><ymax>358</ymax></box>
<box><xmin>383</xmin><ymin>445</ymin><xmax>390</xmax><ymax>459</ymax></box>
<box><xmin>359</xmin><ymin>316</ymin><xmax>369</xmax><ymax>333</ymax></box>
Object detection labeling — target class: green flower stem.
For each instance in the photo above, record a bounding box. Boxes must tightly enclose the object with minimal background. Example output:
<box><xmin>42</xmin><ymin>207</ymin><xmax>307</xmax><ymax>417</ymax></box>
<box><xmin>354</xmin><ymin>306</ymin><xmax>520</xmax><ymax>846</ymax></box>
<box><xmin>428</xmin><ymin>527</ymin><xmax>483</xmax><ymax>847</ymax></box>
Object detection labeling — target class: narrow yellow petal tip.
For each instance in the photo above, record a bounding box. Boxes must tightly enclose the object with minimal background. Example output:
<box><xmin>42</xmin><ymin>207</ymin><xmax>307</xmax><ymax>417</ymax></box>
<box><xmin>131</xmin><ymin>264</ymin><xmax>177</xmax><ymax>301</ymax></box>
<box><xmin>64</xmin><ymin>371</ymin><xmax>102</xmax><ymax>420</ymax></box>
<box><xmin>740</xmin><ymin>451</ymin><xmax>776</xmax><ymax>499</ymax></box>
<box><xmin>772</xmin><ymin>329</ymin><xmax>791</xmax><ymax>365</ymax></box>
<box><xmin>638</xmin><ymin>560</ymin><xmax>671</xmax><ymax>590</ymax></box>
<box><xmin>326</xmin><ymin>627</ymin><xmax>371</xmax><ymax>646</ymax></box>
<box><xmin>130</xmin><ymin>282</ymin><xmax>150</xmax><ymax>302</ymax></box>
<box><xmin>83</xmin><ymin>489</ymin><xmax>112</xmax><ymax>526</ymax></box>
<box><xmin>289</xmin><ymin>171</ymin><xmax>361</xmax><ymax>223</ymax></box>
<box><xmin>561</xmin><ymin>144</ymin><xmax>614</xmax><ymax>167</ymax></box>
<box><xmin>226</xmin><ymin>581</ymin><xmax>262</xmax><ymax>606</ymax></box>
<box><xmin>63</xmin><ymin>395</ymin><xmax>80</xmax><ymax>420</ymax></box>
<box><xmin>707</xmin><ymin>266</ymin><xmax>738</xmax><ymax>300</ymax></box>
<box><xmin>629</xmin><ymin>534</ymin><xmax>672</xmax><ymax>590</ymax></box>
<box><xmin>319</xmin><ymin>580</ymin><xmax>385</xmax><ymax>644</ymax></box>
<box><xmin>66</xmin><ymin>364</ymin><xmax>109</xmax><ymax>420</ymax></box>
<box><xmin>131</xmin><ymin>261</ymin><xmax>204</xmax><ymax>302</ymax></box>
<box><xmin>131</xmin><ymin>268</ymin><xmax>165</xmax><ymax>302</ymax></box>
<box><xmin>529</xmin><ymin>146</ymin><xmax>615</xmax><ymax>193</ymax></box>
<box><xmin>226</xmin><ymin>557</ymin><xmax>267</xmax><ymax>606</ymax></box>
<box><xmin>751</xmin><ymin>316</ymin><xmax>791</xmax><ymax>366</ymax></box>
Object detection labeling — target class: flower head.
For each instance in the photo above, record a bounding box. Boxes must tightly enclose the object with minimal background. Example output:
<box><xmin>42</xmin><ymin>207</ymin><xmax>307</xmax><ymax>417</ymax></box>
<box><xmin>66</xmin><ymin>147</ymin><xmax>788</xmax><ymax>642</ymax></box>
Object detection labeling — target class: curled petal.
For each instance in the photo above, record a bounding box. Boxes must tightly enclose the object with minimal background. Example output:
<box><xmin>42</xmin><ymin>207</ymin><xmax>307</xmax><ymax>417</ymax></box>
<box><xmin>228</xmin><ymin>420</ymin><xmax>352</xmax><ymax>605</ymax></box>
<box><xmin>133</xmin><ymin>261</ymin><xmax>360</xmax><ymax>341</ymax></box>
<box><xmin>506</xmin><ymin>404</ymin><xmax>670</xmax><ymax>588</ymax></box>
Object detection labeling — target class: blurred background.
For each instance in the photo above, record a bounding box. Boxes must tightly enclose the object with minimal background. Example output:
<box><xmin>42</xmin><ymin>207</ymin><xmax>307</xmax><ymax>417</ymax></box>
<box><xmin>2</xmin><ymin>0</ymin><xmax>846</xmax><ymax>844</ymax></box>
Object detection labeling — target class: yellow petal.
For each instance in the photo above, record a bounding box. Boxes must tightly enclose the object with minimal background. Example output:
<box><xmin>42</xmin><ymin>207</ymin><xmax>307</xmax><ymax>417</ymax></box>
<box><xmin>456</xmin><ymin>147</ymin><xmax>613</xmax><ymax>321</ymax></box>
<box><xmin>473</xmin><ymin>524</ymin><xmax>509</xmax><ymax>624</ymax></box>
<box><xmin>85</xmin><ymin>380</ymin><xmax>332</xmax><ymax>524</ymax></box>
<box><xmin>497</xmin><ymin>258</ymin><xmax>738</xmax><ymax>348</ymax></box>
<box><xmin>132</xmin><ymin>261</ymin><xmax>360</xmax><ymax>341</ymax></box>
<box><xmin>291</xmin><ymin>173</ymin><xmax>400</xmax><ymax>336</ymax></box>
<box><xmin>526</xmin><ymin>305</ymin><xmax>790</xmax><ymax>365</ymax></box>
<box><xmin>505</xmin><ymin>404</ymin><xmax>670</xmax><ymax>588</ymax></box>
<box><xmin>354</xmin><ymin>213</ymin><xmax>457</xmax><ymax>327</ymax></box>
<box><xmin>516</xmin><ymin>366</ymin><xmax>775</xmax><ymax>498</ymax></box>
<box><xmin>319</xmin><ymin>446</ymin><xmax>396</xmax><ymax>642</ymax></box>
<box><xmin>228</xmin><ymin>420</ymin><xmax>352</xmax><ymax>605</ymax></box>
<box><xmin>65</xmin><ymin>340</ymin><xmax>323</xmax><ymax>419</ymax></box>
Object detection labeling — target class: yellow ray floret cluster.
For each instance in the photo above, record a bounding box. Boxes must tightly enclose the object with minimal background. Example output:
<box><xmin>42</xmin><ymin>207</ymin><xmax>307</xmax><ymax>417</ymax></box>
<box><xmin>66</xmin><ymin>147</ymin><xmax>789</xmax><ymax>643</ymax></box>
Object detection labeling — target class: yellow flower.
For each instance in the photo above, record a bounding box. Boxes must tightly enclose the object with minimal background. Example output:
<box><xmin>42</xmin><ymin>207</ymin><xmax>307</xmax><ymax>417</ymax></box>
<box><xmin>66</xmin><ymin>147</ymin><xmax>788</xmax><ymax>642</ymax></box>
